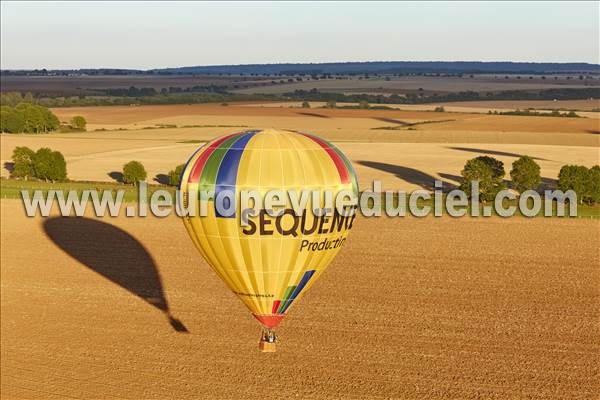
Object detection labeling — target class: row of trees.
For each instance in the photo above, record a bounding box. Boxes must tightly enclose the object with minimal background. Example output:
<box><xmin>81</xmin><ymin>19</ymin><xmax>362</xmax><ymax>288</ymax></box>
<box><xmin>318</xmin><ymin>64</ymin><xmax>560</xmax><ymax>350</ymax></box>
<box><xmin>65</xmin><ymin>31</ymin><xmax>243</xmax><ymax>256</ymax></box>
<box><xmin>2</xmin><ymin>85</ymin><xmax>597</xmax><ymax>109</ymax></box>
<box><xmin>460</xmin><ymin>155</ymin><xmax>600</xmax><ymax>204</ymax></box>
<box><xmin>491</xmin><ymin>109</ymin><xmax>579</xmax><ymax>118</ymax></box>
<box><xmin>11</xmin><ymin>146</ymin><xmax>67</xmax><ymax>182</ymax></box>
<box><xmin>3</xmin><ymin>92</ymin><xmax>277</xmax><ymax>108</ymax></box>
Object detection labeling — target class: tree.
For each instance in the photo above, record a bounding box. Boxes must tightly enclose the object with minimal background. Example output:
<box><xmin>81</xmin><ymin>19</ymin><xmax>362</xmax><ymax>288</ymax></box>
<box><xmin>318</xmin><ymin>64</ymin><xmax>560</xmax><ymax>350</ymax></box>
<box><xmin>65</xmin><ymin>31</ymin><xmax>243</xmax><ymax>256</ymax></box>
<box><xmin>0</xmin><ymin>106</ymin><xmax>25</xmax><ymax>133</ymax></box>
<box><xmin>123</xmin><ymin>160</ymin><xmax>147</xmax><ymax>186</ymax></box>
<box><xmin>42</xmin><ymin>107</ymin><xmax>60</xmax><ymax>132</ymax></box>
<box><xmin>558</xmin><ymin>165</ymin><xmax>588</xmax><ymax>204</ymax></box>
<box><xmin>587</xmin><ymin>166</ymin><xmax>600</xmax><ymax>204</ymax></box>
<box><xmin>70</xmin><ymin>115</ymin><xmax>87</xmax><ymax>131</ymax></box>
<box><xmin>301</xmin><ymin>101</ymin><xmax>310</xmax><ymax>108</ymax></box>
<box><xmin>460</xmin><ymin>156</ymin><xmax>506</xmax><ymax>201</ymax></box>
<box><xmin>510</xmin><ymin>156</ymin><xmax>541</xmax><ymax>193</ymax></box>
<box><xmin>168</xmin><ymin>164</ymin><xmax>185</xmax><ymax>186</ymax></box>
<box><xmin>33</xmin><ymin>148</ymin><xmax>67</xmax><ymax>182</ymax></box>
<box><xmin>11</xmin><ymin>146</ymin><xmax>35</xmax><ymax>179</ymax></box>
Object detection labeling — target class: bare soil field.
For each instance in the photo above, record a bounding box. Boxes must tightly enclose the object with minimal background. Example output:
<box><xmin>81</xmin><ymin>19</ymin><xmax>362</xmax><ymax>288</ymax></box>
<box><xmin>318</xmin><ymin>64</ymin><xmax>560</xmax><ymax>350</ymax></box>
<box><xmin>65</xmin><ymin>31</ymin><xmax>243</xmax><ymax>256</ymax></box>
<box><xmin>1</xmin><ymin>199</ymin><xmax>598</xmax><ymax>399</ymax></box>
<box><xmin>4</xmin><ymin>74</ymin><xmax>597</xmax><ymax>97</ymax></box>
<box><xmin>422</xmin><ymin>99</ymin><xmax>600</xmax><ymax>112</ymax></box>
<box><xmin>0</xmin><ymin>75</ymin><xmax>268</xmax><ymax>95</ymax></box>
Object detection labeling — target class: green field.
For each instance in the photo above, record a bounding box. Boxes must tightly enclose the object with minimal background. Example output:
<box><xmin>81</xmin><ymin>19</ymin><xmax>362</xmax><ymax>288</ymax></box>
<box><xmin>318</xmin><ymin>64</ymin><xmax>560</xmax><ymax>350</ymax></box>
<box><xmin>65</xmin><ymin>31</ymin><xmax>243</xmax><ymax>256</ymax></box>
<box><xmin>2</xmin><ymin>178</ymin><xmax>598</xmax><ymax>218</ymax></box>
<box><xmin>0</xmin><ymin>178</ymin><xmax>175</xmax><ymax>204</ymax></box>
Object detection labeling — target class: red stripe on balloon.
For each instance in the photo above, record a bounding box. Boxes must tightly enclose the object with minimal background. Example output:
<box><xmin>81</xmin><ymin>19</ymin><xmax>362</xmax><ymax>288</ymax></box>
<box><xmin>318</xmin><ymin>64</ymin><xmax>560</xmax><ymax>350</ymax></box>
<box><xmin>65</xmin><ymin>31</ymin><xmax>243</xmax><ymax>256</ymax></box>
<box><xmin>187</xmin><ymin>133</ymin><xmax>241</xmax><ymax>183</ymax></box>
<box><xmin>271</xmin><ymin>300</ymin><xmax>281</xmax><ymax>314</ymax></box>
<box><xmin>298</xmin><ymin>133</ymin><xmax>350</xmax><ymax>184</ymax></box>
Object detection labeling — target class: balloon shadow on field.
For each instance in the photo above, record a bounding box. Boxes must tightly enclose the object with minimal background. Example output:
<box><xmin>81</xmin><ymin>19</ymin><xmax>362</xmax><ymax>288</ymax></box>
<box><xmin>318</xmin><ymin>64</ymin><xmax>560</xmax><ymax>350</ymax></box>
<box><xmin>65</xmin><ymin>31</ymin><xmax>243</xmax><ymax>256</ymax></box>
<box><xmin>3</xmin><ymin>162</ymin><xmax>14</xmax><ymax>174</ymax></box>
<box><xmin>357</xmin><ymin>160</ymin><xmax>457</xmax><ymax>193</ymax></box>
<box><xmin>446</xmin><ymin>146</ymin><xmax>549</xmax><ymax>161</ymax></box>
<box><xmin>296</xmin><ymin>112</ymin><xmax>330</xmax><ymax>119</ymax></box>
<box><xmin>108</xmin><ymin>171</ymin><xmax>124</xmax><ymax>183</ymax></box>
<box><xmin>153</xmin><ymin>174</ymin><xmax>170</xmax><ymax>185</ymax></box>
<box><xmin>43</xmin><ymin>217</ymin><xmax>188</xmax><ymax>333</ymax></box>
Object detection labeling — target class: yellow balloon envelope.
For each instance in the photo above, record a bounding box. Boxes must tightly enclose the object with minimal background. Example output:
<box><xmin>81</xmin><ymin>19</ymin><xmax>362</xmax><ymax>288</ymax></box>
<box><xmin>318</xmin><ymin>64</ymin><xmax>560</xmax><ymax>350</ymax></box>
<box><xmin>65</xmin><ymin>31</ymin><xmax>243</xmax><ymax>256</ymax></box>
<box><xmin>178</xmin><ymin>129</ymin><xmax>358</xmax><ymax>348</ymax></box>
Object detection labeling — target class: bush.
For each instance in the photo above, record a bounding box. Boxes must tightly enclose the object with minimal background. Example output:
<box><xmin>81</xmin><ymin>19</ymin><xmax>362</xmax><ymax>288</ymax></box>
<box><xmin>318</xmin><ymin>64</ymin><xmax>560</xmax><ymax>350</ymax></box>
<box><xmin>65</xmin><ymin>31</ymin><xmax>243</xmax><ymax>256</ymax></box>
<box><xmin>558</xmin><ymin>165</ymin><xmax>588</xmax><ymax>204</ymax></box>
<box><xmin>460</xmin><ymin>156</ymin><xmax>506</xmax><ymax>201</ymax></box>
<box><xmin>11</xmin><ymin>146</ymin><xmax>35</xmax><ymax>179</ymax></box>
<box><xmin>301</xmin><ymin>101</ymin><xmax>310</xmax><ymax>108</ymax></box>
<box><xmin>326</xmin><ymin>100</ymin><xmax>337</xmax><ymax>109</ymax></box>
<box><xmin>123</xmin><ymin>160</ymin><xmax>147</xmax><ymax>186</ymax></box>
<box><xmin>358</xmin><ymin>101</ymin><xmax>370</xmax><ymax>109</ymax></box>
<box><xmin>434</xmin><ymin>106</ymin><xmax>445</xmax><ymax>112</ymax></box>
<box><xmin>33</xmin><ymin>148</ymin><xmax>67</xmax><ymax>182</ymax></box>
<box><xmin>168</xmin><ymin>164</ymin><xmax>185</xmax><ymax>186</ymax></box>
<box><xmin>510</xmin><ymin>156</ymin><xmax>541</xmax><ymax>193</ymax></box>
<box><xmin>70</xmin><ymin>115</ymin><xmax>87</xmax><ymax>131</ymax></box>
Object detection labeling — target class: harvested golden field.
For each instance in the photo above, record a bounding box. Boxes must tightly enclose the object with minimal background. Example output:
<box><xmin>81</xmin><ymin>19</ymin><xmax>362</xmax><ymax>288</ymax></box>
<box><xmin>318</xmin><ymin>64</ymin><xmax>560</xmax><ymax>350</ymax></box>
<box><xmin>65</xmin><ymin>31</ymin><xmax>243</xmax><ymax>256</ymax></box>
<box><xmin>47</xmin><ymin>103</ymin><xmax>600</xmax><ymax>147</ymax></box>
<box><xmin>419</xmin><ymin>99</ymin><xmax>600</xmax><ymax>112</ymax></box>
<box><xmin>1</xmin><ymin>199</ymin><xmax>598</xmax><ymax>399</ymax></box>
<box><xmin>2</xmin><ymin>103</ymin><xmax>599</xmax><ymax>186</ymax></box>
<box><xmin>50</xmin><ymin>104</ymin><xmax>465</xmax><ymax>127</ymax></box>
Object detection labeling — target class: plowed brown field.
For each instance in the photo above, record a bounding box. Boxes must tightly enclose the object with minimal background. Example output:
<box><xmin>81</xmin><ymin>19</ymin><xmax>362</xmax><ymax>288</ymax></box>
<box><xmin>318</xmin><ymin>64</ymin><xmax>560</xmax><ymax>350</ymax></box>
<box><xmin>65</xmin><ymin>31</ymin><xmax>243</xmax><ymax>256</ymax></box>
<box><xmin>1</xmin><ymin>200</ymin><xmax>599</xmax><ymax>399</ymax></box>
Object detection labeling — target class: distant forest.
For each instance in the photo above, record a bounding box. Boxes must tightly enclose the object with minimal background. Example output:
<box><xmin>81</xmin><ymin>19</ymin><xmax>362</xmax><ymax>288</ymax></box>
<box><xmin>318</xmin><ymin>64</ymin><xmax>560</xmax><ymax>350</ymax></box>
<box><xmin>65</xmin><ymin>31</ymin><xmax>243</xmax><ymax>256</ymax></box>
<box><xmin>3</xmin><ymin>61</ymin><xmax>600</xmax><ymax>76</ymax></box>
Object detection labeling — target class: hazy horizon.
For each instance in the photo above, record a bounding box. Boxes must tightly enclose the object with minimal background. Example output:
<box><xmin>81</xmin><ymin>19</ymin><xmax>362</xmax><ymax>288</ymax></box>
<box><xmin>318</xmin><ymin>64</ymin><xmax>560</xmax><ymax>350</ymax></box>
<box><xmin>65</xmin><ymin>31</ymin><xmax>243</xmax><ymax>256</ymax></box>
<box><xmin>1</xmin><ymin>1</ymin><xmax>599</xmax><ymax>70</ymax></box>
<box><xmin>2</xmin><ymin>60</ymin><xmax>599</xmax><ymax>72</ymax></box>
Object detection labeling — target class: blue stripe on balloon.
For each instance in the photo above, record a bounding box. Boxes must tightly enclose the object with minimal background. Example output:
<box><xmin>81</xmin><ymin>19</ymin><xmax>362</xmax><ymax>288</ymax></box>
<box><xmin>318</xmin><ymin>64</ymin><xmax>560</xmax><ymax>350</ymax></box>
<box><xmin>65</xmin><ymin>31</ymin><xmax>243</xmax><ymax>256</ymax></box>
<box><xmin>214</xmin><ymin>130</ymin><xmax>258</xmax><ymax>217</ymax></box>
<box><xmin>280</xmin><ymin>270</ymin><xmax>316</xmax><ymax>313</ymax></box>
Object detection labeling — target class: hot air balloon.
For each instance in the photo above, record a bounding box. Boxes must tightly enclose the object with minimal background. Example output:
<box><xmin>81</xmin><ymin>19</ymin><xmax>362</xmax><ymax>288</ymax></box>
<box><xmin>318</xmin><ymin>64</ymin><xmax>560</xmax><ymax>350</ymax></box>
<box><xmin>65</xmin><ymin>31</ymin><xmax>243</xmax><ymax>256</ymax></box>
<box><xmin>178</xmin><ymin>129</ymin><xmax>358</xmax><ymax>351</ymax></box>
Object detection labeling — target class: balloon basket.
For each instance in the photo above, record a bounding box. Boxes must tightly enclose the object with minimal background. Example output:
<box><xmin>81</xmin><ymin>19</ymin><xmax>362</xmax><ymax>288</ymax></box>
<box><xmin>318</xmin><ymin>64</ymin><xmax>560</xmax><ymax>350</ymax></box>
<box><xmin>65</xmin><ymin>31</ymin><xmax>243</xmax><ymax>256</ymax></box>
<box><xmin>259</xmin><ymin>328</ymin><xmax>277</xmax><ymax>353</ymax></box>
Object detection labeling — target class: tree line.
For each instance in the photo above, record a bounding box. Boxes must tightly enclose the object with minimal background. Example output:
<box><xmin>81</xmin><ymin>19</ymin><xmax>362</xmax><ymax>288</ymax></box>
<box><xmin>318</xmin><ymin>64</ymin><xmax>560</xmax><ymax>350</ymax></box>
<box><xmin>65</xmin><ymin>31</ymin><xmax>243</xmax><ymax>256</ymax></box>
<box><xmin>102</xmin><ymin>85</ymin><xmax>229</xmax><ymax>97</ymax></box>
<box><xmin>2</xmin><ymin>85</ymin><xmax>598</xmax><ymax>109</ymax></box>
<box><xmin>2</xmin><ymin>92</ymin><xmax>278</xmax><ymax>108</ymax></box>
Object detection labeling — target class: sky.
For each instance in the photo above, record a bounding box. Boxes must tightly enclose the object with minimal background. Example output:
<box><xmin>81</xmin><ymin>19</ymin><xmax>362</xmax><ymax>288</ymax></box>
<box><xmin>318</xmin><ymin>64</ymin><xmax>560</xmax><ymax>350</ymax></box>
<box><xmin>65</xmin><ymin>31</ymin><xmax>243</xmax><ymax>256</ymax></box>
<box><xmin>1</xmin><ymin>1</ymin><xmax>598</xmax><ymax>70</ymax></box>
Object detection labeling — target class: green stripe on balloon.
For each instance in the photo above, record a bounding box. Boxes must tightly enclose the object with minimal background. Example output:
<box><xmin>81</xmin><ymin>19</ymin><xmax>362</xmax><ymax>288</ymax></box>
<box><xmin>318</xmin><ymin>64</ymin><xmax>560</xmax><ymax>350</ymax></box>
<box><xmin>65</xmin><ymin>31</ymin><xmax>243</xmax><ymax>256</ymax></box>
<box><xmin>198</xmin><ymin>135</ymin><xmax>243</xmax><ymax>197</ymax></box>
<box><xmin>277</xmin><ymin>285</ymin><xmax>296</xmax><ymax>314</ymax></box>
